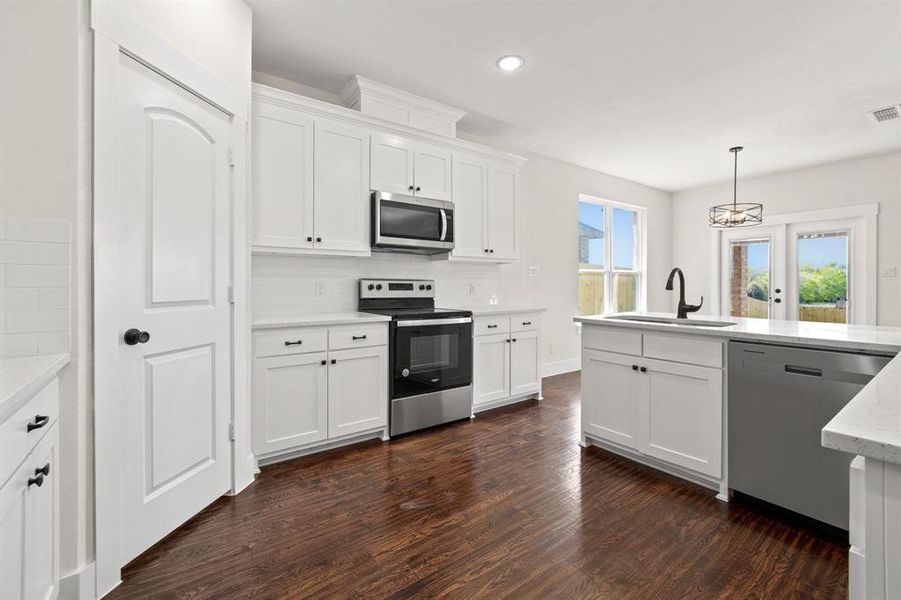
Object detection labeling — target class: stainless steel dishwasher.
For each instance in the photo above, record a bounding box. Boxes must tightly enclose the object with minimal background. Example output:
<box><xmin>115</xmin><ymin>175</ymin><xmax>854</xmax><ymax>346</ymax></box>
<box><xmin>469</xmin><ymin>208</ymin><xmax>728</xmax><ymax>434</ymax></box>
<box><xmin>728</xmin><ymin>340</ymin><xmax>892</xmax><ymax>530</ymax></box>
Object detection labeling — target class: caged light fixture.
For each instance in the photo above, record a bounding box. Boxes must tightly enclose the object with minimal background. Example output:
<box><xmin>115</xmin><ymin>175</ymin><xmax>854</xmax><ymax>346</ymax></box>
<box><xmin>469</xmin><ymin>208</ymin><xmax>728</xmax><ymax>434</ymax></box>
<box><xmin>708</xmin><ymin>146</ymin><xmax>763</xmax><ymax>228</ymax></box>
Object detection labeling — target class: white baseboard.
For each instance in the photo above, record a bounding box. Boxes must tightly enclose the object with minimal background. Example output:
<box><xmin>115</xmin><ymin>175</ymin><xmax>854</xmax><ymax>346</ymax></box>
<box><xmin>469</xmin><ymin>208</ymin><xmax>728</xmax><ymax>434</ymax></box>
<box><xmin>542</xmin><ymin>357</ymin><xmax>580</xmax><ymax>378</ymax></box>
<box><xmin>59</xmin><ymin>562</ymin><xmax>96</xmax><ymax>600</ymax></box>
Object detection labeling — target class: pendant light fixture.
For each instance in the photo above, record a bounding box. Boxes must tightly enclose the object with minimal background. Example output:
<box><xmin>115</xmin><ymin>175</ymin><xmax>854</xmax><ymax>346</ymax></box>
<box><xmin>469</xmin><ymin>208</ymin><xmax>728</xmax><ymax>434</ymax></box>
<box><xmin>708</xmin><ymin>146</ymin><xmax>763</xmax><ymax>228</ymax></box>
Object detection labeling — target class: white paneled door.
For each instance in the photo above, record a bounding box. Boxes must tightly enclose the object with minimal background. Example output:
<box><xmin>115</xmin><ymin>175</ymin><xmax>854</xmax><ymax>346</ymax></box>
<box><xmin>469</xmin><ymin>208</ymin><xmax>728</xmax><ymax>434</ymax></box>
<box><xmin>97</xmin><ymin>52</ymin><xmax>232</xmax><ymax>564</ymax></box>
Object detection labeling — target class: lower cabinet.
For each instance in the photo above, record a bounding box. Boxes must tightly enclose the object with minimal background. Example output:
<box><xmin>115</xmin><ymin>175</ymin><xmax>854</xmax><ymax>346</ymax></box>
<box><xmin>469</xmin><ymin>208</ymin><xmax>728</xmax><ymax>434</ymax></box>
<box><xmin>0</xmin><ymin>424</ymin><xmax>59</xmax><ymax>600</ymax></box>
<box><xmin>581</xmin><ymin>327</ymin><xmax>724</xmax><ymax>480</ymax></box>
<box><xmin>473</xmin><ymin>312</ymin><xmax>542</xmax><ymax>411</ymax></box>
<box><xmin>252</xmin><ymin>324</ymin><xmax>389</xmax><ymax>461</ymax></box>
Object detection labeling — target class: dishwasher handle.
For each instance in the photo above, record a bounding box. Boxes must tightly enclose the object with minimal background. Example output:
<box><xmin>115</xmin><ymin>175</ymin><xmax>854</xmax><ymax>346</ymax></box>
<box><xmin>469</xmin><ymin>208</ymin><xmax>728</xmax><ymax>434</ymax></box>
<box><xmin>784</xmin><ymin>364</ymin><xmax>823</xmax><ymax>378</ymax></box>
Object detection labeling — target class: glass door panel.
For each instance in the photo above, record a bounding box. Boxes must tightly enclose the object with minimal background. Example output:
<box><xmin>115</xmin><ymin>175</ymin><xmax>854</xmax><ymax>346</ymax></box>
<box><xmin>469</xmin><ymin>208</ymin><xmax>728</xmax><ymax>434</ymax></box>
<box><xmin>795</xmin><ymin>231</ymin><xmax>849</xmax><ymax>324</ymax></box>
<box><xmin>728</xmin><ymin>239</ymin><xmax>770</xmax><ymax>319</ymax></box>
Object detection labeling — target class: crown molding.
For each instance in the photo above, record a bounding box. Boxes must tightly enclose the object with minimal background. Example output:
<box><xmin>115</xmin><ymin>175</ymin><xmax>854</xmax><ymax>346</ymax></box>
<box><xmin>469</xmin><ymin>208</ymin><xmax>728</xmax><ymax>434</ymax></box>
<box><xmin>339</xmin><ymin>75</ymin><xmax>467</xmax><ymax>123</ymax></box>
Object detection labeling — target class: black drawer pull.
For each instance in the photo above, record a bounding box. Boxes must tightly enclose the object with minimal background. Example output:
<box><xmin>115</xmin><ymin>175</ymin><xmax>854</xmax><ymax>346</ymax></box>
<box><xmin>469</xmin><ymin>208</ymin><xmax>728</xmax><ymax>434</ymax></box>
<box><xmin>522</xmin><ymin>321</ymin><xmax>532</xmax><ymax>326</ymax></box>
<box><xmin>632</xmin><ymin>365</ymin><xmax>639</xmax><ymax>371</ymax></box>
<box><xmin>321</xmin><ymin>360</ymin><xmax>327</xmax><ymax>366</ymax></box>
<box><xmin>487</xmin><ymin>324</ymin><xmax>498</xmax><ymax>329</ymax></box>
<box><xmin>35</xmin><ymin>463</ymin><xmax>50</xmax><ymax>477</ymax></box>
<box><xmin>640</xmin><ymin>366</ymin><xmax>647</xmax><ymax>373</ymax></box>
<box><xmin>785</xmin><ymin>364</ymin><xmax>822</xmax><ymax>377</ymax></box>
<box><xmin>512</xmin><ymin>338</ymin><xmax>517</xmax><ymax>342</ymax></box>
<box><xmin>27</xmin><ymin>415</ymin><xmax>49</xmax><ymax>432</ymax></box>
<box><xmin>352</xmin><ymin>335</ymin><xmax>367</xmax><ymax>341</ymax></box>
<box><xmin>284</xmin><ymin>340</ymin><xmax>303</xmax><ymax>346</ymax></box>
<box><xmin>331</xmin><ymin>359</ymin><xmax>337</xmax><ymax>364</ymax></box>
<box><xmin>28</xmin><ymin>474</ymin><xmax>44</xmax><ymax>488</ymax></box>
<box><xmin>505</xmin><ymin>338</ymin><xmax>511</xmax><ymax>343</ymax></box>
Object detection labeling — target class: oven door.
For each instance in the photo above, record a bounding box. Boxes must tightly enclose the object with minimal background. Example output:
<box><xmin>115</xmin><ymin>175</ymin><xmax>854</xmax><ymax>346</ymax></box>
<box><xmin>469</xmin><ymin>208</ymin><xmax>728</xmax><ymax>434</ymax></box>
<box><xmin>372</xmin><ymin>191</ymin><xmax>454</xmax><ymax>252</ymax></box>
<box><xmin>392</xmin><ymin>317</ymin><xmax>472</xmax><ymax>399</ymax></box>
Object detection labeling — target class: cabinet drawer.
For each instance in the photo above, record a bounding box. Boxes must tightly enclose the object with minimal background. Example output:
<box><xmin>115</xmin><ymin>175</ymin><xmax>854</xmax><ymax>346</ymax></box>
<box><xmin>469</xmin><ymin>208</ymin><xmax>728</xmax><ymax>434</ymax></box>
<box><xmin>255</xmin><ymin>328</ymin><xmax>328</xmax><ymax>358</ymax></box>
<box><xmin>511</xmin><ymin>313</ymin><xmax>541</xmax><ymax>333</ymax></box>
<box><xmin>643</xmin><ymin>333</ymin><xmax>723</xmax><ymax>368</ymax></box>
<box><xmin>582</xmin><ymin>326</ymin><xmax>642</xmax><ymax>356</ymax></box>
<box><xmin>473</xmin><ymin>315</ymin><xmax>510</xmax><ymax>336</ymax></box>
<box><xmin>0</xmin><ymin>378</ymin><xmax>59</xmax><ymax>487</ymax></box>
<box><xmin>328</xmin><ymin>324</ymin><xmax>387</xmax><ymax>350</ymax></box>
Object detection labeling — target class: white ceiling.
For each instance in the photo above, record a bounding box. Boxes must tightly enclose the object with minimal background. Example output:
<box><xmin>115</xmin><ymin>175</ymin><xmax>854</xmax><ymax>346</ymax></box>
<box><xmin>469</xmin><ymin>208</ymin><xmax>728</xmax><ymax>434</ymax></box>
<box><xmin>248</xmin><ymin>0</ymin><xmax>901</xmax><ymax>192</ymax></box>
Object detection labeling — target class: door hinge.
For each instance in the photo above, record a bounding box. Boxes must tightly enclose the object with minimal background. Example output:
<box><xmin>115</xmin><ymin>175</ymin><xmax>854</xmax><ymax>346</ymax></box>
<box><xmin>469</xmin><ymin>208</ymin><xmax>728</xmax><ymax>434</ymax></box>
<box><xmin>227</xmin><ymin>148</ymin><xmax>235</xmax><ymax>167</ymax></box>
<box><xmin>228</xmin><ymin>422</ymin><xmax>236</xmax><ymax>442</ymax></box>
<box><xmin>228</xmin><ymin>285</ymin><xmax>236</xmax><ymax>304</ymax></box>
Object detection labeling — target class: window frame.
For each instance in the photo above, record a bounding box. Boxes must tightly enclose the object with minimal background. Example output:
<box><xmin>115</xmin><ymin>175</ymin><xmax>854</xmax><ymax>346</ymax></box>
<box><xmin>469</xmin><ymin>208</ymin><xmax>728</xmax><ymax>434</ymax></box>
<box><xmin>578</xmin><ymin>193</ymin><xmax>647</xmax><ymax>315</ymax></box>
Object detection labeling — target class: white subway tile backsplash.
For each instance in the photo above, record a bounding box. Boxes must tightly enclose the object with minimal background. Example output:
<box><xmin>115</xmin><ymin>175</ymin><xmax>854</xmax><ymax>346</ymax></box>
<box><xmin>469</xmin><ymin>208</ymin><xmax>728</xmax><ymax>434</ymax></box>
<box><xmin>0</xmin><ymin>288</ymin><xmax>39</xmax><ymax>310</ymax></box>
<box><xmin>5</xmin><ymin>264</ymin><xmax>69</xmax><ymax>287</ymax></box>
<box><xmin>3</xmin><ymin>217</ymin><xmax>70</xmax><ymax>243</ymax></box>
<box><xmin>38</xmin><ymin>242</ymin><xmax>69</xmax><ymax>265</ymax></box>
<box><xmin>0</xmin><ymin>217</ymin><xmax>71</xmax><ymax>358</ymax></box>
<box><xmin>0</xmin><ymin>241</ymin><xmax>39</xmax><ymax>264</ymax></box>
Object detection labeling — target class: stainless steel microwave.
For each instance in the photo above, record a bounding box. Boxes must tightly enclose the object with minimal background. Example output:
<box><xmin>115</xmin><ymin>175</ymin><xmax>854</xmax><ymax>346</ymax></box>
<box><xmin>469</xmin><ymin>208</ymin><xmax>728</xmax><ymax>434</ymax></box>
<box><xmin>371</xmin><ymin>191</ymin><xmax>454</xmax><ymax>254</ymax></box>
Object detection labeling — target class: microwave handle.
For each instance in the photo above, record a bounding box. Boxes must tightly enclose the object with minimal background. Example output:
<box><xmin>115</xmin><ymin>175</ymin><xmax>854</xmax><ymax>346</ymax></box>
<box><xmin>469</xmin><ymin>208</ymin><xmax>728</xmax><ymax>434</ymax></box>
<box><xmin>440</xmin><ymin>209</ymin><xmax>448</xmax><ymax>241</ymax></box>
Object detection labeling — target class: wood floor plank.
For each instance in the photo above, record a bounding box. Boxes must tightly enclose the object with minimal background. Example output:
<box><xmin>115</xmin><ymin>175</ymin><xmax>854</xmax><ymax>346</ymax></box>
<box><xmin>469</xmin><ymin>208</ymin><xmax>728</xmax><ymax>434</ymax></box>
<box><xmin>107</xmin><ymin>371</ymin><xmax>847</xmax><ymax>599</ymax></box>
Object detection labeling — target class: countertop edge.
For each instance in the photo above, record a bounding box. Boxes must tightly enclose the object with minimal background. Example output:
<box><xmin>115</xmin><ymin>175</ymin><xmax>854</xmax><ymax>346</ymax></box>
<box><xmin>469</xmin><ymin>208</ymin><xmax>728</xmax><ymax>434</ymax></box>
<box><xmin>252</xmin><ymin>314</ymin><xmax>393</xmax><ymax>330</ymax></box>
<box><xmin>0</xmin><ymin>353</ymin><xmax>70</xmax><ymax>424</ymax></box>
<box><xmin>468</xmin><ymin>306</ymin><xmax>547</xmax><ymax>315</ymax></box>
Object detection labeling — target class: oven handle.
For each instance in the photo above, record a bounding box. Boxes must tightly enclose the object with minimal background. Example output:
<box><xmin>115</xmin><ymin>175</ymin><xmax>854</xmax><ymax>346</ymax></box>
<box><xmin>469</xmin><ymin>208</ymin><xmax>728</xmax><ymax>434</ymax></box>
<box><xmin>396</xmin><ymin>317</ymin><xmax>472</xmax><ymax>327</ymax></box>
<box><xmin>440</xmin><ymin>209</ymin><xmax>448</xmax><ymax>242</ymax></box>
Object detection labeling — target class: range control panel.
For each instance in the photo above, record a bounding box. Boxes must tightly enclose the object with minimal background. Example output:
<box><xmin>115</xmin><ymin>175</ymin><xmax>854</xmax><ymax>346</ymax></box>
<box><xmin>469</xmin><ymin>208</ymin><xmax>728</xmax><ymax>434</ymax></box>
<box><xmin>359</xmin><ymin>279</ymin><xmax>435</xmax><ymax>299</ymax></box>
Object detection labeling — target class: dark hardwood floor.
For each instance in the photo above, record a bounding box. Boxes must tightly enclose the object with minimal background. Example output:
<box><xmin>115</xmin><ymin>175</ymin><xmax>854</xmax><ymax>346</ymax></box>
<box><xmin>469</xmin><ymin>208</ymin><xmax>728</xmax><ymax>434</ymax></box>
<box><xmin>108</xmin><ymin>371</ymin><xmax>847</xmax><ymax>599</ymax></box>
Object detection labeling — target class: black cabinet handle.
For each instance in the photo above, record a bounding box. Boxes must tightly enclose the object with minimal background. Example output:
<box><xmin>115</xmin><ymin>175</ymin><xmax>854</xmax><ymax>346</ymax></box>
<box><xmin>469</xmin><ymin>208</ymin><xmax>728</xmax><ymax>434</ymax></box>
<box><xmin>28</xmin><ymin>473</ymin><xmax>44</xmax><ymax>488</ymax></box>
<box><xmin>306</xmin><ymin>236</ymin><xmax>313</xmax><ymax>242</ymax></box>
<box><xmin>489</xmin><ymin>249</ymin><xmax>494</xmax><ymax>253</ymax></box>
<box><xmin>352</xmin><ymin>335</ymin><xmax>367</xmax><ymax>341</ymax></box>
<box><xmin>774</xmin><ymin>298</ymin><xmax>782</xmax><ymax>303</ymax></box>
<box><xmin>35</xmin><ymin>463</ymin><xmax>50</xmax><ymax>477</ymax></box>
<box><xmin>321</xmin><ymin>360</ymin><xmax>327</xmax><ymax>366</ymax></box>
<box><xmin>124</xmin><ymin>328</ymin><xmax>150</xmax><ymax>345</ymax></box>
<box><xmin>284</xmin><ymin>340</ymin><xmax>303</xmax><ymax>346</ymax></box>
<box><xmin>27</xmin><ymin>415</ymin><xmax>50</xmax><ymax>432</ymax></box>
<box><xmin>512</xmin><ymin>338</ymin><xmax>517</xmax><ymax>342</ymax></box>
<box><xmin>330</xmin><ymin>359</ymin><xmax>336</xmax><ymax>364</ymax></box>
<box><xmin>632</xmin><ymin>365</ymin><xmax>639</xmax><ymax>371</ymax></box>
<box><xmin>408</xmin><ymin>185</ymin><xmax>414</xmax><ymax>191</ymax></box>
<box><xmin>484</xmin><ymin>249</ymin><xmax>489</xmax><ymax>253</ymax></box>
<box><xmin>487</xmin><ymin>324</ymin><xmax>498</xmax><ymax>329</ymax></box>
<box><xmin>316</xmin><ymin>237</ymin><xmax>322</xmax><ymax>243</ymax></box>
<box><xmin>522</xmin><ymin>321</ymin><xmax>532</xmax><ymax>326</ymax></box>
<box><xmin>415</xmin><ymin>186</ymin><xmax>421</xmax><ymax>192</ymax></box>
<box><xmin>640</xmin><ymin>366</ymin><xmax>647</xmax><ymax>373</ymax></box>
<box><xmin>505</xmin><ymin>338</ymin><xmax>511</xmax><ymax>343</ymax></box>
<box><xmin>775</xmin><ymin>288</ymin><xmax>782</xmax><ymax>294</ymax></box>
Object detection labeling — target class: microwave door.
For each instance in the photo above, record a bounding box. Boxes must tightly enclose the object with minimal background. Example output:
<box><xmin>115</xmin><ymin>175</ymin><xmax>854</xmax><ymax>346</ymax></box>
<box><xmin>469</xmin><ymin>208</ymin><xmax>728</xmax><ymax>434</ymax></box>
<box><xmin>372</xmin><ymin>192</ymin><xmax>455</xmax><ymax>252</ymax></box>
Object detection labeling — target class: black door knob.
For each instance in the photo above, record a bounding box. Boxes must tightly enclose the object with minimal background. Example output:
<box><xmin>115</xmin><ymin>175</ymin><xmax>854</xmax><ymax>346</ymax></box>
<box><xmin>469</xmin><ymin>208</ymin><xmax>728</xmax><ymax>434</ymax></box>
<box><xmin>124</xmin><ymin>329</ymin><xmax>150</xmax><ymax>345</ymax></box>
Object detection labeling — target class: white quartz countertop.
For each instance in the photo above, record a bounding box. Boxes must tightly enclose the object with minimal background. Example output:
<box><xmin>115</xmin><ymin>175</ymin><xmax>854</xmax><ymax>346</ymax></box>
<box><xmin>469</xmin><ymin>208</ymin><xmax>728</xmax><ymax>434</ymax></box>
<box><xmin>0</xmin><ymin>353</ymin><xmax>70</xmax><ymax>423</ymax></box>
<box><xmin>467</xmin><ymin>306</ymin><xmax>546</xmax><ymax>316</ymax></box>
<box><xmin>575</xmin><ymin>312</ymin><xmax>901</xmax><ymax>353</ymax></box>
<box><xmin>575</xmin><ymin>312</ymin><xmax>901</xmax><ymax>465</ymax></box>
<box><xmin>252</xmin><ymin>312</ymin><xmax>391</xmax><ymax>330</ymax></box>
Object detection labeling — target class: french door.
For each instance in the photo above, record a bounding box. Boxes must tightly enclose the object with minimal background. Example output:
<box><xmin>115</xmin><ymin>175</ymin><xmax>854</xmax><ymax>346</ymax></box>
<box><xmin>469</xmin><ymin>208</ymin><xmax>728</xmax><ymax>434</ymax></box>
<box><xmin>720</xmin><ymin>214</ymin><xmax>869</xmax><ymax>324</ymax></box>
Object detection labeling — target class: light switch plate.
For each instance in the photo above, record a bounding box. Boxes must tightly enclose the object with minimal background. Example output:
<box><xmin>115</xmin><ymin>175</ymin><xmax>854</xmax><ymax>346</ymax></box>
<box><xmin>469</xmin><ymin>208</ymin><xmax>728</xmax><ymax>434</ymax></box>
<box><xmin>880</xmin><ymin>266</ymin><xmax>897</xmax><ymax>278</ymax></box>
<box><xmin>528</xmin><ymin>265</ymin><xmax>540</xmax><ymax>277</ymax></box>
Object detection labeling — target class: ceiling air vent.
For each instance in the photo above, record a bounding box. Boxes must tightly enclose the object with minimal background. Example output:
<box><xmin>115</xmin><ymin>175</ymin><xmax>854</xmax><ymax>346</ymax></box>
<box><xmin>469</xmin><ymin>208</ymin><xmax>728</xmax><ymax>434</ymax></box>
<box><xmin>868</xmin><ymin>104</ymin><xmax>901</xmax><ymax>124</ymax></box>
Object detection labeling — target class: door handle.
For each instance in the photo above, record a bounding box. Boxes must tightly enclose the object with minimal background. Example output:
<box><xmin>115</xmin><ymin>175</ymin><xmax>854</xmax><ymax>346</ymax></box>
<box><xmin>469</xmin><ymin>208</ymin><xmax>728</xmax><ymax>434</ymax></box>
<box><xmin>785</xmin><ymin>364</ymin><xmax>822</xmax><ymax>377</ymax></box>
<box><xmin>124</xmin><ymin>329</ymin><xmax>150</xmax><ymax>345</ymax></box>
<box><xmin>27</xmin><ymin>415</ymin><xmax>50</xmax><ymax>432</ymax></box>
<box><xmin>34</xmin><ymin>463</ymin><xmax>50</xmax><ymax>477</ymax></box>
<box><xmin>28</xmin><ymin>473</ymin><xmax>44</xmax><ymax>488</ymax></box>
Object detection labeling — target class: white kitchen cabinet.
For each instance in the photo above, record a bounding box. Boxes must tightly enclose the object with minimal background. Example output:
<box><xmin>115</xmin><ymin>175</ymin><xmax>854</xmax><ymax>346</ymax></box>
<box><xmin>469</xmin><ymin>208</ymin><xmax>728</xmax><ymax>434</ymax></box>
<box><xmin>314</xmin><ymin>118</ymin><xmax>371</xmax><ymax>254</ymax></box>
<box><xmin>251</xmin><ymin>352</ymin><xmax>329</xmax><ymax>456</ymax></box>
<box><xmin>580</xmin><ymin>325</ymin><xmax>725</xmax><ymax>483</ymax></box>
<box><xmin>1</xmin><ymin>424</ymin><xmax>58</xmax><ymax>600</ymax></box>
<box><xmin>370</xmin><ymin>133</ymin><xmax>451</xmax><ymax>200</ymax></box>
<box><xmin>451</xmin><ymin>153</ymin><xmax>489</xmax><ymax>259</ymax></box>
<box><xmin>473</xmin><ymin>333</ymin><xmax>511</xmax><ymax>406</ymax></box>
<box><xmin>251</xmin><ymin>323</ymin><xmax>389</xmax><ymax>463</ymax></box>
<box><xmin>328</xmin><ymin>346</ymin><xmax>388</xmax><ymax>438</ymax></box>
<box><xmin>473</xmin><ymin>311</ymin><xmax>543</xmax><ymax>411</ymax></box>
<box><xmin>510</xmin><ymin>329</ymin><xmax>541</xmax><ymax>397</ymax></box>
<box><xmin>643</xmin><ymin>358</ymin><xmax>723</xmax><ymax>477</ymax></box>
<box><xmin>251</xmin><ymin>102</ymin><xmax>314</xmax><ymax>250</ymax></box>
<box><xmin>487</xmin><ymin>163</ymin><xmax>519</xmax><ymax>260</ymax></box>
<box><xmin>581</xmin><ymin>349</ymin><xmax>641</xmax><ymax>449</ymax></box>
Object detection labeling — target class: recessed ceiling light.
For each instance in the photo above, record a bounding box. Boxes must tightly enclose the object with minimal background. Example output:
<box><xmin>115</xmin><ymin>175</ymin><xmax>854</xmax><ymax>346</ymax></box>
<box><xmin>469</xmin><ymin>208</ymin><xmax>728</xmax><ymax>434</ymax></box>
<box><xmin>496</xmin><ymin>55</ymin><xmax>524</xmax><ymax>72</ymax></box>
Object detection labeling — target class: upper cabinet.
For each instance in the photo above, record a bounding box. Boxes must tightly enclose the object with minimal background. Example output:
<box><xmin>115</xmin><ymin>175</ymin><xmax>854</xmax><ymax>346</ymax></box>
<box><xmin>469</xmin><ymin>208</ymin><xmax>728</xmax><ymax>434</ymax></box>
<box><xmin>370</xmin><ymin>133</ymin><xmax>451</xmax><ymax>200</ymax></box>
<box><xmin>251</xmin><ymin>84</ymin><xmax>523</xmax><ymax>260</ymax></box>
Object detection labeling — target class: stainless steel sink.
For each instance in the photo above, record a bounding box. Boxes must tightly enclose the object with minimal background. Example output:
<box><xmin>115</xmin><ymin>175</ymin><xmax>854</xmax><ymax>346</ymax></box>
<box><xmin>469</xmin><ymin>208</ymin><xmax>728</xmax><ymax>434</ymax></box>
<box><xmin>605</xmin><ymin>315</ymin><xmax>737</xmax><ymax>328</ymax></box>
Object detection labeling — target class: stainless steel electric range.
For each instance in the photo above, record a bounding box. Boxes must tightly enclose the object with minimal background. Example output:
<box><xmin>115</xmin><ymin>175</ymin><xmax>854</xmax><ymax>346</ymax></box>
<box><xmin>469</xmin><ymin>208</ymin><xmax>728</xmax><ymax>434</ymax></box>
<box><xmin>358</xmin><ymin>279</ymin><xmax>473</xmax><ymax>436</ymax></box>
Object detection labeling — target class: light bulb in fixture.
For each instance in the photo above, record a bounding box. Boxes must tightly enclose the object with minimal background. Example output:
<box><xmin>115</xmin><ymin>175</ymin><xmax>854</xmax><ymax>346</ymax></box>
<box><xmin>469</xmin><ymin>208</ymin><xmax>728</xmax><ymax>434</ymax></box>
<box><xmin>496</xmin><ymin>55</ymin><xmax>524</xmax><ymax>72</ymax></box>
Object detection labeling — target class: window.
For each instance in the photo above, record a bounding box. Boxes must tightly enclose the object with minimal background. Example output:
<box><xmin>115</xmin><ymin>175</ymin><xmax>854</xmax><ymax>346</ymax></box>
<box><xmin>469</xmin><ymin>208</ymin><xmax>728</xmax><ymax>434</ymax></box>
<box><xmin>796</xmin><ymin>231</ymin><xmax>849</xmax><ymax>324</ymax></box>
<box><xmin>578</xmin><ymin>195</ymin><xmax>644</xmax><ymax>315</ymax></box>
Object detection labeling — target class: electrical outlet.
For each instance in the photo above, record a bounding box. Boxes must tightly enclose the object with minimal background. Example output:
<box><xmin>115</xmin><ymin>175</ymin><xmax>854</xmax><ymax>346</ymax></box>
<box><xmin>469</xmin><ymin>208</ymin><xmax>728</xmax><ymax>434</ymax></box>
<box><xmin>549</xmin><ymin>342</ymin><xmax>556</xmax><ymax>355</ymax></box>
<box><xmin>528</xmin><ymin>265</ymin><xmax>540</xmax><ymax>277</ymax></box>
<box><xmin>469</xmin><ymin>283</ymin><xmax>477</xmax><ymax>296</ymax></box>
<box><xmin>314</xmin><ymin>281</ymin><xmax>325</xmax><ymax>297</ymax></box>
<box><xmin>880</xmin><ymin>266</ymin><xmax>897</xmax><ymax>279</ymax></box>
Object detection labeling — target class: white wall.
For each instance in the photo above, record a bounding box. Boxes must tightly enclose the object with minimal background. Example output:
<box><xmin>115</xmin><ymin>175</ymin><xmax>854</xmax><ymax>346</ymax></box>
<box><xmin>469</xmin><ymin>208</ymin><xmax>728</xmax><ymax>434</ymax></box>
<box><xmin>0</xmin><ymin>0</ymin><xmax>93</xmax><ymax>583</ymax></box>
<box><xmin>672</xmin><ymin>152</ymin><xmax>901</xmax><ymax>325</ymax></box>
<box><xmin>251</xmin><ymin>73</ymin><xmax>674</xmax><ymax>374</ymax></box>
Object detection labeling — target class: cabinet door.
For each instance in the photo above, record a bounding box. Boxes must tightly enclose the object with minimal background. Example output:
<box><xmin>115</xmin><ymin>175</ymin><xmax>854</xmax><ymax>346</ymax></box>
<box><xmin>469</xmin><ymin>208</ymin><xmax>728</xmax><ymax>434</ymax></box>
<box><xmin>642</xmin><ymin>358</ymin><xmax>723</xmax><ymax>477</ymax></box>
<box><xmin>24</xmin><ymin>428</ymin><xmax>57</xmax><ymax>600</ymax></box>
<box><xmin>451</xmin><ymin>153</ymin><xmax>488</xmax><ymax>259</ymax></box>
<box><xmin>487</xmin><ymin>163</ymin><xmax>518</xmax><ymax>260</ymax></box>
<box><xmin>370</xmin><ymin>133</ymin><xmax>414</xmax><ymax>195</ymax></box>
<box><xmin>581</xmin><ymin>349</ymin><xmax>640</xmax><ymax>449</ymax></box>
<box><xmin>251</xmin><ymin>102</ymin><xmax>314</xmax><ymax>249</ymax></box>
<box><xmin>328</xmin><ymin>346</ymin><xmax>388</xmax><ymax>438</ymax></box>
<box><xmin>252</xmin><ymin>353</ymin><xmax>329</xmax><ymax>455</ymax></box>
<box><xmin>414</xmin><ymin>145</ymin><xmax>452</xmax><ymax>200</ymax></box>
<box><xmin>0</xmin><ymin>461</ymin><xmax>27</xmax><ymax>600</ymax></box>
<box><xmin>510</xmin><ymin>329</ymin><xmax>541</xmax><ymax>397</ymax></box>
<box><xmin>314</xmin><ymin>119</ymin><xmax>371</xmax><ymax>253</ymax></box>
<box><xmin>473</xmin><ymin>333</ymin><xmax>510</xmax><ymax>407</ymax></box>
